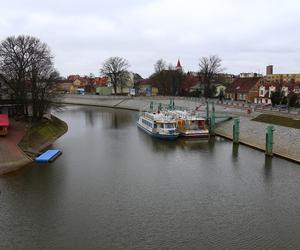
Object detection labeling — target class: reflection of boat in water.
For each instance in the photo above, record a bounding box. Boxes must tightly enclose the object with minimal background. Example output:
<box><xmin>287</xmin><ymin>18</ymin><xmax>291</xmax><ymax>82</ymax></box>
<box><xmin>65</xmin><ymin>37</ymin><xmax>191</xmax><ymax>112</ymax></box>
<box><xmin>137</xmin><ymin>111</ymin><xmax>179</xmax><ymax>140</ymax></box>
<box><xmin>173</xmin><ymin>110</ymin><xmax>209</xmax><ymax>139</ymax></box>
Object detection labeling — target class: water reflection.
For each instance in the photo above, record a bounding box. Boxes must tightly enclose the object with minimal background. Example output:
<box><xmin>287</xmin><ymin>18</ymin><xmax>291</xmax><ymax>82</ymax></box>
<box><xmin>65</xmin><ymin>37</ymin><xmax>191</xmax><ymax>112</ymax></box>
<box><xmin>232</xmin><ymin>143</ymin><xmax>239</xmax><ymax>162</ymax></box>
<box><xmin>263</xmin><ymin>155</ymin><xmax>273</xmax><ymax>182</ymax></box>
<box><xmin>84</xmin><ymin>109</ymin><xmax>97</xmax><ymax>127</ymax></box>
<box><xmin>1</xmin><ymin>106</ymin><xmax>300</xmax><ymax>250</ymax></box>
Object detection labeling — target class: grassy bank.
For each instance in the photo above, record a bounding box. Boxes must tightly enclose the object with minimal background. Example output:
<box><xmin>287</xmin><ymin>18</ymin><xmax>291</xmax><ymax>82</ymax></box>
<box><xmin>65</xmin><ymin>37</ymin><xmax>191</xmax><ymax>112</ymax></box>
<box><xmin>19</xmin><ymin>115</ymin><xmax>68</xmax><ymax>157</ymax></box>
<box><xmin>252</xmin><ymin>114</ymin><xmax>300</xmax><ymax>129</ymax></box>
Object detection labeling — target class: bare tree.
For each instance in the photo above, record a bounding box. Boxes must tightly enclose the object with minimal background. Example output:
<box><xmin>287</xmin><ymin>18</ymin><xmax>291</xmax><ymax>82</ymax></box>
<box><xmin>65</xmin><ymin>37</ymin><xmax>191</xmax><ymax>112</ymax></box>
<box><xmin>0</xmin><ymin>35</ymin><xmax>60</xmax><ymax>121</ymax></box>
<box><xmin>154</xmin><ymin>59</ymin><xmax>167</xmax><ymax>95</ymax></box>
<box><xmin>100</xmin><ymin>57</ymin><xmax>130</xmax><ymax>94</ymax></box>
<box><xmin>199</xmin><ymin>55</ymin><xmax>223</xmax><ymax>98</ymax></box>
<box><xmin>154</xmin><ymin>59</ymin><xmax>167</xmax><ymax>73</ymax></box>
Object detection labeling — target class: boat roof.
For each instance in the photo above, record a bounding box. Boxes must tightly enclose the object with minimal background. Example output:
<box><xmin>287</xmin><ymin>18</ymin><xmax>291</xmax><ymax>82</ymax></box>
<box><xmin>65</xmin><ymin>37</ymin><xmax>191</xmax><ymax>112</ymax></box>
<box><xmin>171</xmin><ymin>110</ymin><xmax>206</xmax><ymax>121</ymax></box>
<box><xmin>0</xmin><ymin>114</ymin><xmax>9</xmax><ymax>127</ymax></box>
<box><xmin>142</xmin><ymin>112</ymin><xmax>176</xmax><ymax>123</ymax></box>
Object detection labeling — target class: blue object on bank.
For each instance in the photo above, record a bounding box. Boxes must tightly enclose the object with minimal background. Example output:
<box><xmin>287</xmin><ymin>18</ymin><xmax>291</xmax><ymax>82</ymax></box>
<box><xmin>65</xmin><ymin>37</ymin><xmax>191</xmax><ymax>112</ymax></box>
<box><xmin>35</xmin><ymin>150</ymin><xmax>62</xmax><ymax>163</ymax></box>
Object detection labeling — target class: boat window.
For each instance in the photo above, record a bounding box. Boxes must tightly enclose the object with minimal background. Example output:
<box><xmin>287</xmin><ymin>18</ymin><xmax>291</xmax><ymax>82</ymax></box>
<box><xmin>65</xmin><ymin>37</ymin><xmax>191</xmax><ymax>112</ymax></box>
<box><xmin>164</xmin><ymin>123</ymin><xmax>174</xmax><ymax>128</ymax></box>
<box><xmin>189</xmin><ymin>120</ymin><xmax>199</xmax><ymax>130</ymax></box>
<box><xmin>198</xmin><ymin>120</ymin><xmax>205</xmax><ymax>128</ymax></box>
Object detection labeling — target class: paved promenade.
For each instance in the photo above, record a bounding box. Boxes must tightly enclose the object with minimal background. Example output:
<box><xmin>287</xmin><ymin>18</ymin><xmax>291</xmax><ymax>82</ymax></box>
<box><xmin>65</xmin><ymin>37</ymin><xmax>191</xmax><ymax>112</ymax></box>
<box><xmin>215</xmin><ymin>117</ymin><xmax>300</xmax><ymax>163</ymax></box>
<box><xmin>0</xmin><ymin>121</ymin><xmax>31</xmax><ymax>175</ymax></box>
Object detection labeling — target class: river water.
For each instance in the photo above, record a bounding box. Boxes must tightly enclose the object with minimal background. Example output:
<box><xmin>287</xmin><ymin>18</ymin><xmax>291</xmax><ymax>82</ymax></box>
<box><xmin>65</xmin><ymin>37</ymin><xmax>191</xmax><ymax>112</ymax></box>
<box><xmin>1</xmin><ymin>105</ymin><xmax>300</xmax><ymax>250</ymax></box>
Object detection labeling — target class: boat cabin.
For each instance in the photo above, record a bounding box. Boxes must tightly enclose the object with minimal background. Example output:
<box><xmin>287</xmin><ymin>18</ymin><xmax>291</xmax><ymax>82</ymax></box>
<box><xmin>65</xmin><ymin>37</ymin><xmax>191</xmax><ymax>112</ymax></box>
<box><xmin>0</xmin><ymin>114</ymin><xmax>9</xmax><ymax>136</ymax></box>
<box><xmin>177</xmin><ymin>118</ymin><xmax>206</xmax><ymax>131</ymax></box>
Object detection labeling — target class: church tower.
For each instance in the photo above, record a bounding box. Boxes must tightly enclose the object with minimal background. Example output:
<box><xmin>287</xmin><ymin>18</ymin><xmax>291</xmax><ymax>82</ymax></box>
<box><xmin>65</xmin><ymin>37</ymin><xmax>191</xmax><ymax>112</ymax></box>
<box><xmin>175</xmin><ymin>59</ymin><xmax>182</xmax><ymax>71</ymax></box>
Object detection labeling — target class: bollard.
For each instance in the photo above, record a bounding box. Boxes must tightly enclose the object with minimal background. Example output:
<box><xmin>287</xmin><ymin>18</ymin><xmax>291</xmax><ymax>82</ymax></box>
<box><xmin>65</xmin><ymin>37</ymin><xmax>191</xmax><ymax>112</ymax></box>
<box><xmin>266</xmin><ymin>126</ymin><xmax>274</xmax><ymax>156</ymax></box>
<box><xmin>206</xmin><ymin>101</ymin><xmax>209</xmax><ymax>120</ymax></box>
<box><xmin>158</xmin><ymin>103</ymin><xmax>162</xmax><ymax>112</ymax></box>
<box><xmin>168</xmin><ymin>99</ymin><xmax>172</xmax><ymax>110</ymax></box>
<box><xmin>233</xmin><ymin>118</ymin><xmax>240</xmax><ymax>144</ymax></box>
<box><xmin>150</xmin><ymin>101</ymin><xmax>153</xmax><ymax>111</ymax></box>
<box><xmin>209</xmin><ymin>113</ymin><xmax>216</xmax><ymax>136</ymax></box>
<box><xmin>210</xmin><ymin>102</ymin><xmax>216</xmax><ymax>135</ymax></box>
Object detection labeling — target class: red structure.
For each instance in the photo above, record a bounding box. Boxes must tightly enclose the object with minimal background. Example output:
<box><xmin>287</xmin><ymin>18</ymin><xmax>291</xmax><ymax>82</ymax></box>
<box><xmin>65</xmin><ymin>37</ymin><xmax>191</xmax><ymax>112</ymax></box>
<box><xmin>0</xmin><ymin>114</ymin><xmax>9</xmax><ymax>136</ymax></box>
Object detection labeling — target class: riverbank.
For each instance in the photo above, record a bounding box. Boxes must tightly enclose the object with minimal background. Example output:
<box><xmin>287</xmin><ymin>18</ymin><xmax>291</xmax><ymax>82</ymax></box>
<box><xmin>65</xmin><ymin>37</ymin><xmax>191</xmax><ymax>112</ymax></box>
<box><xmin>0</xmin><ymin>115</ymin><xmax>68</xmax><ymax>175</ymax></box>
<box><xmin>54</xmin><ymin>95</ymin><xmax>300</xmax><ymax>164</ymax></box>
<box><xmin>215</xmin><ymin>117</ymin><xmax>300</xmax><ymax>164</ymax></box>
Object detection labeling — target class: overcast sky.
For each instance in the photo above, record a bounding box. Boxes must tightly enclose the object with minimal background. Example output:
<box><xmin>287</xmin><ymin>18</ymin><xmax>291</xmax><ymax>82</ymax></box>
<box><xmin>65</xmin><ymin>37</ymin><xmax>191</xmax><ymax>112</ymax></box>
<box><xmin>1</xmin><ymin>0</ymin><xmax>299</xmax><ymax>78</ymax></box>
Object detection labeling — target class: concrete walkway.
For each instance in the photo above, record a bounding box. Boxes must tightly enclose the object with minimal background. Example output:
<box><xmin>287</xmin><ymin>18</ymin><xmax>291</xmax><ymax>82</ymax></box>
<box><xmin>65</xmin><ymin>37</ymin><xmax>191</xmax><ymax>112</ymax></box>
<box><xmin>0</xmin><ymin>121</ymin><xmax>32</xmax><ymax>175</ymax></box>
<box><xmin>215</xmin><ymin>117</ymin><xmax>300</xmax><ymax>163</ymax></box>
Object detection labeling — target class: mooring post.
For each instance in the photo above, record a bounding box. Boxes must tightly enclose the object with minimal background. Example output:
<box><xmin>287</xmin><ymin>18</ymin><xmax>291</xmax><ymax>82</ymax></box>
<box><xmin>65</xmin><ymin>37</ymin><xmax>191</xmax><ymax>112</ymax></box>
<box><xmin>233</xmin><ymin>118</ymin><xmax>240</xmax><ymax>144</ymax></box>
<box><xmin>210</xmin><ymin>102</ymin><xmax>216</xmax><ymax>135</ymax></box>
<box><xmin>266</xmin><ymin>126</ymin><xmax>274</xmax><ymax>156</ymax></box>
<box><xmin>206</xmin><ymin>101</ymin><xmax>209</xmax><ymax>120</ymax></box>
<box><xmin>150</xmin><ymin>101</ymin><xmax>153</xmax><ymax>111</ymax></box>
<box><xmin>158</xmin><ymin>102</ymin><xmax>162</xmax><ymax>112</ymax></box>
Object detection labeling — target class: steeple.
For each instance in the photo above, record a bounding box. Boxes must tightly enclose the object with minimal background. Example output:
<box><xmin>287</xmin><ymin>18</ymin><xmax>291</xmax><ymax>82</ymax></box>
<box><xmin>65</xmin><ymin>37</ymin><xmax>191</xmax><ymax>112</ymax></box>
<box><xmin>175</xmin><ymin>59</ymin><xmax>182</xmax><ymax>71</ymax></box>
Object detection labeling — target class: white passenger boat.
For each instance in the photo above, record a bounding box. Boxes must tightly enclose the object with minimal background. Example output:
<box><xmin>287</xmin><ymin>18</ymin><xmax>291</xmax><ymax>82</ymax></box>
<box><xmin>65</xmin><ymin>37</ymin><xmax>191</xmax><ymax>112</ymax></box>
<box><xmin>137</xmin><ymin>111</ymin><xmax>179</xmax><ymax>140</ymax></box>
<box><xmin>173</xmin><ymin>110</ymin><xmax>209</xmax><ymax>139</ymax></box>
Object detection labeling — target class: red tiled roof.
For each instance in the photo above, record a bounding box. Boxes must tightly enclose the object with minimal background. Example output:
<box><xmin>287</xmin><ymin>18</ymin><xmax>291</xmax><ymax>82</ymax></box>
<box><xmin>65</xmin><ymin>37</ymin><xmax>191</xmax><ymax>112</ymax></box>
<box><xmin>226</xmin><ymin>77</ymin><xmax>262</xmax><ymax>93</ymax></box>
<box><xmin>95</xmin><ymin>77</ymin><xmax>109</xmax><ymax>87</ymax></box>
<box><xmin>67</xmin><ymin>75</ymin><xmax>81</xmax><ymax>81</ymax></box>
<box><xmin>181</xmin><ymin>73</ymin><xmax>200</xmax><ymax>90</ymax></box>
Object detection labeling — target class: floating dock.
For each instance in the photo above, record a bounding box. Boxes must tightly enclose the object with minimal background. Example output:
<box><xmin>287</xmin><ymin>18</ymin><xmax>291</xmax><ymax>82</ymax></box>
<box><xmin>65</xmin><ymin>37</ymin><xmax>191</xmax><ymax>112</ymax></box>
<box><xmin>35</xmin><ymin>150</ymin><xmax>62</xmax><ymax>163</ymax></box>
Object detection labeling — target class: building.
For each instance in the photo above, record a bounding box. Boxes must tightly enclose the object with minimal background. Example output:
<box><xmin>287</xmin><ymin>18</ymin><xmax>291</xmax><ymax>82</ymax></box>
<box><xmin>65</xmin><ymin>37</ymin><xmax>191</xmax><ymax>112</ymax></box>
<box><xmin>214</xmin><ymin>84</ymin><xmax>226</xmax><ymax>97</ymax></box>
<box><xmin>239</xmin><ymin>72</ymin><xmax>263</xmax><ymax>78</ymax></box>
<box><xmin>266</xmin><ymin>65</ymin><xmax>273</xmax><ymax>75</ymax></box>
<box><xmin>54</xmin><ymin>80</ymin><xmax>76</xmax><ymax>93</ymax></box>
<box><xmin>255</xmin><ymin>80</ymin><xmax>300</xmax><ymax>104</ymax></box>
<box><xmin>225</xmin><ymin>77</ymin><xmax>262</xmax><ymax>101</ymax></box>
<box><xmin>136</xmin><ymin>79</ymin><xmax>158</xmax><ymax>96</ymax></box>
<box><xmin>180</xmin><ymin>72</ymin><xmax>201</xmax><ymax>94</ymax></box>
<box><xmin>264</xmin><ymin>65</ymin><xmax>300</xmax><ymax>82</ymax></box>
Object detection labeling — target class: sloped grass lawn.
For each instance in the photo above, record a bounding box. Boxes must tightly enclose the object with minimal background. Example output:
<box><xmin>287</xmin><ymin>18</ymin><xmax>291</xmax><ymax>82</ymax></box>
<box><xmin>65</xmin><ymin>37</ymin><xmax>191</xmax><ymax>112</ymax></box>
<box><xmin>252</xmin><ymin>114</ymin><xmax>300</xmax><ymax>129</ymax></box>
<box><xmin>19</xmin><ymin>116</ymin><xmax>67</xmax><ymax>154</ymax></box>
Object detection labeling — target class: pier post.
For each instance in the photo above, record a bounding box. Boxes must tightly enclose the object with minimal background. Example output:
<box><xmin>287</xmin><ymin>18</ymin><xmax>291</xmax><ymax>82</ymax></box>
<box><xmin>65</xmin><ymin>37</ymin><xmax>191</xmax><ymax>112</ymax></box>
<box><xmin>210</xmin><ymin>102</ymin><xmax>216</xmax><ymax>136</ymax></box>
<box><xmin>158</xmin><ymin>103</ymin><xmax>162</xmax><ymax>112</ymax></box>
<box><xmin>233</xmin><ymin>118</ymin><xmax>240</xmax><ymax>144</ymax></box>
<box><xmin>150</xmin><ymin>101</ymin><xmax>153</xmax><ymax>111</ymax></box>
<box><xmin>206</xmin><ymin>101</ymin><xmax>209</xmax><ymax>120</ymax></box>
<box><xmin>266</xmin><ymin>126</ymin><xmax>274</xmax><ymax>157</ymax></box>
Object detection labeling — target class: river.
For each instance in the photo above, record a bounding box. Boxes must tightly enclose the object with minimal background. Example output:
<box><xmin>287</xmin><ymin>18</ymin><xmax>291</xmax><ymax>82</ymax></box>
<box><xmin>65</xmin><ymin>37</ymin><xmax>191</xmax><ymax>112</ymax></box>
<box><xmin>1</xmin><ymin>105</ymin><xmax>300</xmax><ymax>249</ymax></box>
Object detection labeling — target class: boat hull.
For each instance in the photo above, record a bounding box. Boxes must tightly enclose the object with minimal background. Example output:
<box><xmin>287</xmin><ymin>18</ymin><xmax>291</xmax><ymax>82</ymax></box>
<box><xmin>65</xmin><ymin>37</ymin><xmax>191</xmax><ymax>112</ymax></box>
<box><xmin>137</xmin><ymin>123</ymin><xmax>179</xmax><ymax>140</ymax></box>
<box><xmin>179</xmin><ymin>133</ymin><xmax>210</xmax><ymax>139</ymax></box>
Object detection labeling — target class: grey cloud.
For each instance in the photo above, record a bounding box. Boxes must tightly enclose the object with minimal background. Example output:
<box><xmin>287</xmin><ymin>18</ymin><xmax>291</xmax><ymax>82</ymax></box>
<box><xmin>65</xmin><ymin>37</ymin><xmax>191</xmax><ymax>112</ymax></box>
<box><xmin>1</xmin><ymin>0</ymin><xmax>299</xmax><ymax>77</ymax></box>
